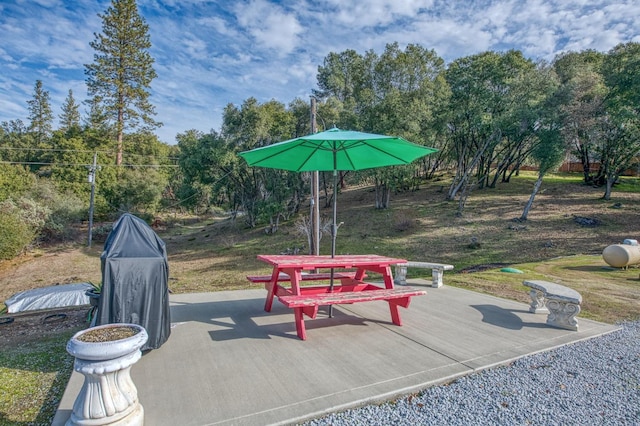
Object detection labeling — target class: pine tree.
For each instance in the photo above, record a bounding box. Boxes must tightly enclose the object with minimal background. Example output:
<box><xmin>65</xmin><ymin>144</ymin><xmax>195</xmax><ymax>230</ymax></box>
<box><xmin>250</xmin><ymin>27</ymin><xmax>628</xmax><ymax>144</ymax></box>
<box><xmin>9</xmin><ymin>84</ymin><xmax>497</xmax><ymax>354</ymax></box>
<box><xmin>59</xmin><ymin>89</ymin><xmax>81</xmax><ymax>132</ymax></box>
<box><xmin>85</xmin><ymin>0</ymin><xmax>161</xmax><ymax>165</ymax></box>
<box><xmin>27</xmin><ymin>80</ymin><xmax>53</xmax><ymax>144</ymax></box>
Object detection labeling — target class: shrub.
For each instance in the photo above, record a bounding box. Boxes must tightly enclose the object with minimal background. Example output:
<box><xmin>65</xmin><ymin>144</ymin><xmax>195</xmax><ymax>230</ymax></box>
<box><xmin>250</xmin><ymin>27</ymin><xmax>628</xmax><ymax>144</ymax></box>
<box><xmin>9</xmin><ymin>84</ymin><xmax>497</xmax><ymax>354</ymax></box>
<box><xmin>91</xmin><ymin>223</ymin><xmax>113</xmax><ymax>242</ymax></box>
<box><xmin>0</xmin><ymin>198</ymin><xmax>49</xmax><ymax>233</ymax></box>
<box><xmin>0</xmin><ymin>164</ymin><xmax>35</xmax><ymax>202</ymax></box>
<box><xmin>393</xmin><ymin>212</ymin><xmax>415</xmax><ymax>232</ymax></box>
<box><xmin>29</xmin><ymin>181</ymin><xmax>86</xmax><ymax>242</ymax></box>
<box><xmin>42</xmin><ymin>192</ymin><xmax>85</xmax><ymax>241</ymax></box>
<box><xmin>0</xmin><ymin>212</ymin><xmax>35</xmax><ymax>260</ymax></box>
<box><xmin>0</xmin><ymin>180</ymin><xmax>87</xmax><ymax>246</ymax></box>
<box><xmin>101</xmin><ymin>168</ymin><xmax>166</xmax><ymax>214</ymax></box>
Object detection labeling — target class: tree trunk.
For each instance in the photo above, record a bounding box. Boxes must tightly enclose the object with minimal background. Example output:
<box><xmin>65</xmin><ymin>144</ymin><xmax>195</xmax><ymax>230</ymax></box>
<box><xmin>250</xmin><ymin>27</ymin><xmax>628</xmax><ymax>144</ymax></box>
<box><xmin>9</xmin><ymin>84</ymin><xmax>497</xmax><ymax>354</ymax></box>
<box><xmin>374</xmin><ymin>180</ymin><xmax>390</xmax><ymax>209</ymax></box>
<box><xmin>383</xmin><ymin>186</ymin><xmax>391</xmax><ymax>208</ymax></box>
<box><xmin>448</xmin><ymin>137</ymin><xmax>493</xmax><ymax>201</ymax></box>
<box><xmin>374</xmin><ymin>183</ymin><xmax>383</xmax><ymax>209</ymax></box>
<box><xmin>116</xmin><ymin>131</ymin><xmax>123</xmax><ymax>166</ymax></box>
<box><xmin>447</xmin><ymin>175</ymin><xmax>466</xmax><ymax>201</ymax></box>
<box><xmin>117</xmin><ymin>104</ymin><xmax>124</xmax><ymax>166</ymax></box>
<box><xmin>578</xmin><ymin>147</ymin><xmax>591</xmax><ymax>184</ymax></box>
<box><xmin>520</xmin><ymin>173</ymin><xmax>544</xmax><ymax>221</ymax></box>
<box><xmin>455</xmin><ymin>175</ymin><xmax>473</xmax><ymax>216</ymax></box>
<box><xmin>321</xmin><ymin>172</ymin><xmax>331</xmax><ymax>208</ymax></box>
<box><xmin>603</xmin><ymin>175</ymin><xmax>615</xmax><ymax>200</ymax></box>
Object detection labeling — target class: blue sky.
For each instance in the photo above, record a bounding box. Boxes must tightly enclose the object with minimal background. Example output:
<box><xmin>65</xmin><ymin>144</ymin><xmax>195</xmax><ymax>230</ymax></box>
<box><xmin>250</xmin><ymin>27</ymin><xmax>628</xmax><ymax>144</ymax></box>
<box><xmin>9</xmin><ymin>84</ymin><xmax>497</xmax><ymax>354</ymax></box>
<box><xmin>1</xmin><ymin>0</ymin><xmax>638</xmax><ymax>144</ymax></box>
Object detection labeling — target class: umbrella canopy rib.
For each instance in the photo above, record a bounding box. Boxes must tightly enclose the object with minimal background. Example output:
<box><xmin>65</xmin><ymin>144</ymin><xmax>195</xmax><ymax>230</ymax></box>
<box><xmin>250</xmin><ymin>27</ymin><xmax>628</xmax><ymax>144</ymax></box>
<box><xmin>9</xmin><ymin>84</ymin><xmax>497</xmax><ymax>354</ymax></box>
<box><xmin>335</xmin><ymin>141</ymin><xmax>353</xmax><ymax>170</ymax></box>
<box><xmin>356</xmin><ymin>140</ymin><xmax>416</xmax><ymax>165</ymax></box>
<box><xmin>246</xmin><ymin>142</ymin><xmax>305</xmax><ymax>170</ymax></box>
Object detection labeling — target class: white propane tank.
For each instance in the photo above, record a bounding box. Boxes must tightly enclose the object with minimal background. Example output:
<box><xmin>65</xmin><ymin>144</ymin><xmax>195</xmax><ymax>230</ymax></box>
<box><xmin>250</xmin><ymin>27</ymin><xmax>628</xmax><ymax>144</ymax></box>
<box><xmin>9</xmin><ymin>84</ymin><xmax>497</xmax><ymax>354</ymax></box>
<box><xmin>602</xmin><ymin>242</ymin><xmax>640</xmax><ymax>268</ymax></box>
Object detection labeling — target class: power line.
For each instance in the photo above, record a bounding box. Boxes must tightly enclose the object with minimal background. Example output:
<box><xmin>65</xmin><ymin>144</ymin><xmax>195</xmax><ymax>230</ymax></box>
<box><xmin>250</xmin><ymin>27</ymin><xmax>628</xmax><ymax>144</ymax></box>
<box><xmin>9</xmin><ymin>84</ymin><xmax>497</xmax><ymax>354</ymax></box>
<box><xmin>0</xmin><ymin>160</ymin><xmax>178</xmax><ymax>168</ymax></box>
<box><xmin>162</xmin><ymin>170</ymin><xmax>233</xmax><ymax>209</ymax></box>
<box><xmin>0</xmin><ymin>146</ymin><xmax>180</xmax><ymax>161</ymax></box>
<box><xmin>0</xmin><ymin>147</ymin><xmax>98</xmax><ymax>153</ymax></box>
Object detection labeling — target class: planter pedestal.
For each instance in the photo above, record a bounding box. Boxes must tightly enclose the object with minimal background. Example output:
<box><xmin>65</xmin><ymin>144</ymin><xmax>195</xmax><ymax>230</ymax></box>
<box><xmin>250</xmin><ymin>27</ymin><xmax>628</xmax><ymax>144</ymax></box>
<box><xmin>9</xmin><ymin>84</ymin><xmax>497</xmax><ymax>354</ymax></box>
<box><xmin>66</xmin><ymin>324</ymin><xmax>148</xmax><ymax>426</ymax></box>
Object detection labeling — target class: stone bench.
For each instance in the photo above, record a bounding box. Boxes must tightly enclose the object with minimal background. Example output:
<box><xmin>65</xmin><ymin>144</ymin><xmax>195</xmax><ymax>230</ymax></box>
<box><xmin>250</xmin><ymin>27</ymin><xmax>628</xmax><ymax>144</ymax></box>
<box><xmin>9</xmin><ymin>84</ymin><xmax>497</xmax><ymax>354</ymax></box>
<box><xmin>523</xmin><ymin>280</ymin><xmax>582</xmax><ymax>331</ymax></box>
<box><xmin>394</xmin><ymin>261</ymin><xmax>454</xmax><ymax>288</ymax></box>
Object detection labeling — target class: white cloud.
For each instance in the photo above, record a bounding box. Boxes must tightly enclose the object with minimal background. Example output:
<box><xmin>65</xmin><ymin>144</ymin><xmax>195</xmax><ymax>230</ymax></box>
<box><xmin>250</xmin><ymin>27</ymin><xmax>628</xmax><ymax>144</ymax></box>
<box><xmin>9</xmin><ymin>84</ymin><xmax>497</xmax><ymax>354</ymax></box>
<box><xmin>3</xmin><ymin>2</ymin><xmax>98</xmax><ymax>66</ymax></box>
<box><xmin>233</xmin><ymin>0</ymin><xmax>303</xmax><ymax>55</ymax></box>
<box><xmin>198</xmin><ymin>16</ymin><xmax>235</xmax><ymax>37</ymax></box>
<box><xmin>0</xmin><ymin>96</ymin><xmax>26</xmax><ymax>119</ymax></box>
<box><xmin>181</xmin><ymin>34</ymin><xmax>209</xmax><ymax>59</ymax></box>
<box><xmin>324</xmin><ymin>0</ymin><xmax>433</xmax><ymax>26</ymax></box>
<box><xmin>0</xmin><ymin>46</ymin><xmax>13</xmax><ymax>63</ymax></box>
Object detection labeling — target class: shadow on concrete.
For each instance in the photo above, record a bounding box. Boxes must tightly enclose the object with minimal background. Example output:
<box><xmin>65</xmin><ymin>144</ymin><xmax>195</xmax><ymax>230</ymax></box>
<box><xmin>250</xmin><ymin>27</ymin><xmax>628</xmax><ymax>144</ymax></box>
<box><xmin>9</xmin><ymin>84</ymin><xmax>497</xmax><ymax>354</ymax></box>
<box><xmin>471</xmin><ymin>304</ymin><xmax>547</xmax><ymax>330</ymax></box>
<box><xmin>169</xmin><ymin>298</ymin><xmax>371</xmax><ymax>341</ymax></box>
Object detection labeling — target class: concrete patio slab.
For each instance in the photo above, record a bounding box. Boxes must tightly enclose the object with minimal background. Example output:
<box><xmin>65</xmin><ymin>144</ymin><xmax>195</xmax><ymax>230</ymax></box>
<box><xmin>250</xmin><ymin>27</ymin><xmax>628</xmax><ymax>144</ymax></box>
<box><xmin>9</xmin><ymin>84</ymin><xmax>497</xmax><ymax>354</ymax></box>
<box><xmin>53</xmin><ymin>281</ymin><xmax>619</xmax><ymax>426</ymax></box>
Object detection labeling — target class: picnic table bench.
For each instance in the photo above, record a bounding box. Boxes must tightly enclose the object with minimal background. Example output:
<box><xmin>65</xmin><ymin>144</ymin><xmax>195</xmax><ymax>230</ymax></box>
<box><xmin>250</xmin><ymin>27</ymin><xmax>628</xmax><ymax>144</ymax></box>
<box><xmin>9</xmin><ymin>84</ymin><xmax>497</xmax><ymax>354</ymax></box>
<box><xmin>246</xmin><ymin>271</ymin><xmax>361</xmax><ymax>284</ymax></box>
<box><xmin>255</xmin><ymin>254</ymin><xmax>427</xmax><ymax>340</ymax></box>
<box><xmin>278</xmin><ymin>284</ymin><xmax>426</xmax><ymax>329</ymax></box>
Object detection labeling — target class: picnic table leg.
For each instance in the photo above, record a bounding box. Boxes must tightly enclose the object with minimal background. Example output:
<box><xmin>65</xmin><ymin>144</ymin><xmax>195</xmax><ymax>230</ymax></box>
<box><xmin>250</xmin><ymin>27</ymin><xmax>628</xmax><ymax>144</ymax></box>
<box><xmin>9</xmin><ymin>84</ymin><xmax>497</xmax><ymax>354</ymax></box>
<box><xmin>388</xmin><ymin>297</ymin><xmax>412</xmax><ymax>326</ymax></box>
<box><xmin>264</xmin><ymin>268</ymin><xmax>280</xmax><ymax>312</ymax></box>
<box><xmin>285</xmin><ymin>268</ymin><xmax>307</xmax><ymax>339</ymax></box>
<box><xmin>382</xmin><ymin>266</ymin><xmax>403</xmax><ymax>325</ymax></box>
<box><xmin>293</xmin><ymin>307</ymin><xmax>307</xmax><ymax>340</ymax></box>
<box><xmin>382</xmin><ymin>266</ymin><xmax>395</xmax><ymax>289</ymax></box>
<box><xmin>388</xmin><ymin>303</ymin><xmax>402</xmax><ymax>326</ymax></box>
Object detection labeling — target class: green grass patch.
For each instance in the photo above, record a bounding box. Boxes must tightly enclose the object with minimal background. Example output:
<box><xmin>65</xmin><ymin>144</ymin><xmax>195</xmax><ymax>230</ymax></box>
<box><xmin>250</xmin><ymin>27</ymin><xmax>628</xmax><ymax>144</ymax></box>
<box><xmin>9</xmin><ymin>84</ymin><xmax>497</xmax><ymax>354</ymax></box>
<box><xmin>446</xmin><ymin>255</ymin><xmax>640</xmax><ymax>323</ymax></box>
<box><xmin>537</xmin><ymin>172</ymin><xmax>585</xmax><ymax>184</ymax></box>
<box><xmin>0</xmin><ymin>332</ymin><xmax>75</xmax><ymax>425</ymax></box>
<box><xmin>615</xmin><ymin>177</ymin><xmax>640</xmax><ymax>193</ymax></box>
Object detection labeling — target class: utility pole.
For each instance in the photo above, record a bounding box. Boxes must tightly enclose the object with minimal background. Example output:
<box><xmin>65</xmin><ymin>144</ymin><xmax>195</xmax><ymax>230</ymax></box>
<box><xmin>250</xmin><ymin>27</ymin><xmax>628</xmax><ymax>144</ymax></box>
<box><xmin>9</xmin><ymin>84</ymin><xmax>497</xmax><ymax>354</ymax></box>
<box><xmin>310</xmin><ymin>97</ymin><xmax>320</xmax><ymax>256</ymax></box>
<box><xmin>87</xmin><ymin>152</ymin><xmax>98</xmax><ymax>247</ymax></box>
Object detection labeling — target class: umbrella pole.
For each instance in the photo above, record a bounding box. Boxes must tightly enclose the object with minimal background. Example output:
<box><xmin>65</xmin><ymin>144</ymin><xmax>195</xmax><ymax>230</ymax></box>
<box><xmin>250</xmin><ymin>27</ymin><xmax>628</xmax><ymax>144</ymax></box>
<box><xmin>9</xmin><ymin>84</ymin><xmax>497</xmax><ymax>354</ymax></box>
<box><xmin>331</xmin><ymin>169</ymin><xmax>338</xmax><ymax>258</ymax></box>
<box><xmin>329</xmin><ymin>168</ymin><xmax>338</xmax><ymax>317</ymax></box>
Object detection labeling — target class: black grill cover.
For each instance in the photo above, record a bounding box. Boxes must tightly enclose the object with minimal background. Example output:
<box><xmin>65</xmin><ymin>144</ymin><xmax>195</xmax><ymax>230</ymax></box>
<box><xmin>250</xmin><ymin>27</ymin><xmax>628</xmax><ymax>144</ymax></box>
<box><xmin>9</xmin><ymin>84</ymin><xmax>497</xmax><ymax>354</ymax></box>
<box><xmin>97</xmin><ymin>213</ymin><xmax>171</xmax><ymax>350</ymax></box>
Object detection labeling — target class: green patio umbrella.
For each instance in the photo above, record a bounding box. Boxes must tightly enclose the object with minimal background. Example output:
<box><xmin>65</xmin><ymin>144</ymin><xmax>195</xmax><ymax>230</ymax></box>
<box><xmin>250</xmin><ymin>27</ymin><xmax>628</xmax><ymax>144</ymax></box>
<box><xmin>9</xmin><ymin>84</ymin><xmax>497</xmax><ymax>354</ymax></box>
<box><xmin>240</xmin><ymin>128</ymin><xmax>437</xmax><ymax>316</ymax></box>
<box><xmin>239</xmin><ymin>128</ymin><xmax>438</xmax><ymax>257</ymax></box>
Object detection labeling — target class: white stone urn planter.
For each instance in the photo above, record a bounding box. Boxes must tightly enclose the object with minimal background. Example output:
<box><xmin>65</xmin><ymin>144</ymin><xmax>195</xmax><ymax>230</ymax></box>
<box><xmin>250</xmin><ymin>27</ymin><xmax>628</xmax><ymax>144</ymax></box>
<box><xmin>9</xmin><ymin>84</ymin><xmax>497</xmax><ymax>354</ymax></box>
<box><xmin>66</xmin><ymin>323</ymin><xmax>148</xmax><ymax>426</ymax></box>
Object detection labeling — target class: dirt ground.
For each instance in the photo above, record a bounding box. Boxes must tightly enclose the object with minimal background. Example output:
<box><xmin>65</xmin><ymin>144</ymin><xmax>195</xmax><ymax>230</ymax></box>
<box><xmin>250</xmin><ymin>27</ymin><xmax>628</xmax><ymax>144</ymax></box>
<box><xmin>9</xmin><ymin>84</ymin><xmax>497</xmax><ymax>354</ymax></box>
<box><xmin>0</xmin><ymin>306</ymin><xmax>89</xmax><ymax>347</ymax></box>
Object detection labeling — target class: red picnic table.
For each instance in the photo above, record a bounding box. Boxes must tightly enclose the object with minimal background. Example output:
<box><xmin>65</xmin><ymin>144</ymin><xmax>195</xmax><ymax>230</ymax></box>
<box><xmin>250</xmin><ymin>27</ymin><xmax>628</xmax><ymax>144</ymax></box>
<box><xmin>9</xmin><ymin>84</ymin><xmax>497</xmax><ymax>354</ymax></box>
<box><xmin>251</xmin><ymin>254</ymin><xmax>427</xmax><ymax>340</ymax></box>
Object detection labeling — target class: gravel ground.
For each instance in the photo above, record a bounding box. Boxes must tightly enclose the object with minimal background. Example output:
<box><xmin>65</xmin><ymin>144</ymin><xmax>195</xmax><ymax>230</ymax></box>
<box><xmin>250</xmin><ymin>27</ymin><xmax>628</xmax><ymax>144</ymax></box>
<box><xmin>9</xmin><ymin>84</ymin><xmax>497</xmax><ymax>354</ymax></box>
<box><xmin>303</xmin><ymin>321</ymin><xmax>640</xmax><ymax>426</ymax></box>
